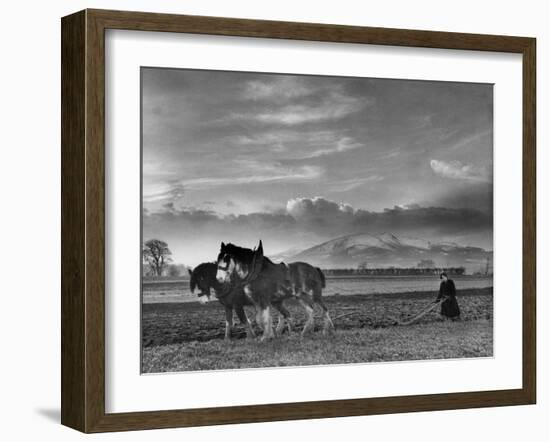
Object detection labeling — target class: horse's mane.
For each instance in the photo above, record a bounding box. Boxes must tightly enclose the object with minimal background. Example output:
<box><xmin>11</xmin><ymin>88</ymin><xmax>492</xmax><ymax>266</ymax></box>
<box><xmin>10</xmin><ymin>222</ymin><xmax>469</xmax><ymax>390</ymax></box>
<box><xmin>219</xmin><ymin>241</ymin><xmax>276</xmax><ymax>268</ymax></box>
<box><xmin>219</xmin><ymin>243</ymin><xmax>255</xmax><ymax>264</ymax></box>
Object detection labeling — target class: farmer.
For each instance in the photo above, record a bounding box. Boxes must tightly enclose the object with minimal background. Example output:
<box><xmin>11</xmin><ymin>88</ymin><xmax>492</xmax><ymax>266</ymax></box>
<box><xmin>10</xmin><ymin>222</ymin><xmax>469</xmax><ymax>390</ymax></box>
<box><xmin>435</xmin><ymin>272</ymin><xmax>461</xmax><ymax>320</ymax></box>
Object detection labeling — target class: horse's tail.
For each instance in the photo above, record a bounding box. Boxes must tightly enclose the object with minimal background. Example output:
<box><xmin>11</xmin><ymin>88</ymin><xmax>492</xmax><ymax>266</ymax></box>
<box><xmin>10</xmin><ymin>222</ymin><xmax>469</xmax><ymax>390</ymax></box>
<box><xmin>189</xmin><ymin>273</ymin><xmax>196</xmax><ymax>293</ymax></box>
<box><xmin>316</xmin><ymin>267</ymin><xmax>326</xmax><ymax>288</ymax></box>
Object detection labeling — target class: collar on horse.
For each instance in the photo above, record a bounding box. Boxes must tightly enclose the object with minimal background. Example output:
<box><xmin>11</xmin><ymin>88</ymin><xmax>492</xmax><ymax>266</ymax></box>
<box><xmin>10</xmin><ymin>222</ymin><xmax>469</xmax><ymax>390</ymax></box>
<box><xmin>240</xmin><ymin>249</ymin><xmax>264</xmax><ymax>285</ymax></box>
<box><xmin>216</xmin><ymin>248</ymin><xmax>264</xmax><ymax>299</ymax></box>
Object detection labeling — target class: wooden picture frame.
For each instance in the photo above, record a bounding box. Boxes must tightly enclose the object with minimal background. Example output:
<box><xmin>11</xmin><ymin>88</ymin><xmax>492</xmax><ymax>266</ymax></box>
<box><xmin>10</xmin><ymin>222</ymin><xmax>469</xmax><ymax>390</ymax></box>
<box><xmin>61</xmin><ymin>9</ymin><xmax>536</xmax><ymax>433</ymax></box>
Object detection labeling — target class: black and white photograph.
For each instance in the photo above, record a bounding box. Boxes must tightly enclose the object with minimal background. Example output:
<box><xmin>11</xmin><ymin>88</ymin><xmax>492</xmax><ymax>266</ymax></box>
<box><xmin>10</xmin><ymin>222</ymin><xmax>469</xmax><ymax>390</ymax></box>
<box><xmin>2</xmin><ymin>0</ymin><xmax>544</xmax><ymax>438</ymax></box>
<box><xmin>141</xmin><ymin>67</ymin><xmax>494</xmax><ymax>373</ymax></box>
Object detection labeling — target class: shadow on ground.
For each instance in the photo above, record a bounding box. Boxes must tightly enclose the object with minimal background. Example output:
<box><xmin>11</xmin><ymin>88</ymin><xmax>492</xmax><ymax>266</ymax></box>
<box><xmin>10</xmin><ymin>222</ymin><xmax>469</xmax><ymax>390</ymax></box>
<box><xmin>35</xmin><ymin>408</ymin><xmax>60</xmax><ymax>423</ymax></box>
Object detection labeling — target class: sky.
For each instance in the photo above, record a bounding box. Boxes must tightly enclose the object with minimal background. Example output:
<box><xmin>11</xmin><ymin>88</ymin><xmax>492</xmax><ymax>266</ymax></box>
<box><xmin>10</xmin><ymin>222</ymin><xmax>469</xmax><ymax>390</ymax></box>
<box><xmin>142</xmin><ymin>67</ymin><xmax>493</xmax><ymax>267</ymax></box>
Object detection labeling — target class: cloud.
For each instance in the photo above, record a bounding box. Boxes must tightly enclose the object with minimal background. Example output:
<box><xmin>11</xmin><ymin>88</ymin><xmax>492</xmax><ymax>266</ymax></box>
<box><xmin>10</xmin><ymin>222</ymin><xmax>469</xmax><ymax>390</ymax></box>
<box><xmin>448</xmin><ymin>129</ymin><xmax>492</xmax><ymax>151</ymax></box>
<box><xmin>430</xmin><ymin>159</ymin><xmax>490</xmax><ymax>182</ymax></box>
<box><xmin>229</xmin><ymin>131</ymin><xmax>365</xmax><ymax>160</ymax></box>
<box><xmin>425</xmin><ymin>181</ymin><xmax>492</xmax><ymax>213</ymax></box>
<box><xmin>179</xmin><ymin>163</ymin><xmax>322</xmax><ymax>190</ymax></box>
<box><xmin>253</xmin><ymin>100</ymin><xmax>362</xmax><ymax>125</ymax></box>
<box><xmin>287</xmin><ymin>196</ymin><xmax>355</xmax><ymax>219</ymax></box>
<box><xmin>142</xmin><ymin>161</ymin><xmax>178</xmax><ymax>178</ymax></box>
<box><xmin>146</xmin><ymin>197</ymin><xmax>492</xmax><ymax>241</ymax></box>
<box><xmin>144</xmin><ymin>162</ymin><xmax>323</xmax><ymax>205</ymax></box>
<box><xmin>302</xmin><ymin>137</ymin><xmax>364</xmax><ymax>159</ymax></box>
<box><xmin>284</xmin><ymin>196</ymin><xmax>491</xmax><ymax>237</ymax></box>
<box><xmin>223</xmin><ymin>89</ymin><xmax>369</xmax><ymax>126</ymax></box>
<box><xmin>143</xmin><ymin>182</ymin><xmax>186</xmax><ymax>203</ymax></box>
<box><xmin>143</xmin><ymin>196</ymin><xmax>492</xmax><ymax>265</ymax></box>
<box><xmin>329</xmin><ymin>175</ymin><xmax>384</xmax><ymax>192</ymax></box>
<box><xmin>243</xmin><ymin>77</ymin><xmax>314</xmax><ymax>101</ymax></box>
<box><xmin>363</xmin><ymin>205</ymin><xmax>492</xmax><ymax>233</ymax></box>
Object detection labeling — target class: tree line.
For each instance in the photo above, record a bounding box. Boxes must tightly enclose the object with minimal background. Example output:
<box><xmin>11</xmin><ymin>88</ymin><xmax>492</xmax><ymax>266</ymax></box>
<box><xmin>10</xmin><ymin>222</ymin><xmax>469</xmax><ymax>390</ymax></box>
<box><xmin>323</xmin><ymin>267</ymin><xmax>466</xmax><ymax>276</ymax></box>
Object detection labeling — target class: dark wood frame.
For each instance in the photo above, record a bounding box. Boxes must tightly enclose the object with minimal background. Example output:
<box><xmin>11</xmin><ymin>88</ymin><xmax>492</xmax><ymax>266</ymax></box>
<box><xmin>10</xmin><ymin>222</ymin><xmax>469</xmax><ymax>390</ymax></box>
<box><xmin>61</xmin><ymin>8</ymin><xmax>536</xmax><ymax>433</ymax></box>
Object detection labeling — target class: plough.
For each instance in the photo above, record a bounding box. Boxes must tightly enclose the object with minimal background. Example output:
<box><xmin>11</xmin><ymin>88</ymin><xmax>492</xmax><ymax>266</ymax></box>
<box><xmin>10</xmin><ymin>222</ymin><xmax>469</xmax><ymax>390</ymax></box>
<box><xmin>315</xmin><ymin>298</ymin><xmax>445</xmax><ymax>326</ymax></box>
<box><xmin>388</xmin><ymin>298</ymin><xmax>444</xmax><ymax>326</ymax></box>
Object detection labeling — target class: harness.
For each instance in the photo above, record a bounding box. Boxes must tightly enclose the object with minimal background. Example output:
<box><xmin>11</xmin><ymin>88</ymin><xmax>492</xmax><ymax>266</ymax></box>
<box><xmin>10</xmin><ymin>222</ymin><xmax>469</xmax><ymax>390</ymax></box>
<box><xmin>216</xmin><ymin>251</ymin><xmax>265</xmax><ymax>300</ymax></box>
<box><xmin>240</xmin><ymin>250</ymin><xmax>265</xmax><ymax>286</ymax></box>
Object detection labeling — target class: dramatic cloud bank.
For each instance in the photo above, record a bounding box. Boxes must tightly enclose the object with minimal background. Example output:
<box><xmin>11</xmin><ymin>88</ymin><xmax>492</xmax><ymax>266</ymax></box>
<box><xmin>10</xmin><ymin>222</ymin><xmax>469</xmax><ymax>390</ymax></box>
<box><xmin>143</xmin><ymin>197</ymin><xmax>493</xmax><ymax>266</ymax></box>
<box><xmin>287</xmin><ymin>196</ymin><xmax>354</xmax><ymax>219</ymax></box>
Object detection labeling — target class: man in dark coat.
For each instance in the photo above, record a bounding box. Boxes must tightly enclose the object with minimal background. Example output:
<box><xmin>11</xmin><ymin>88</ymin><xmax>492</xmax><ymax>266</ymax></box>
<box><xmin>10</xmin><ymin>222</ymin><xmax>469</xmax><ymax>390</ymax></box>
<box><xmin>436</xmin><ymin>272</ymin><xmax>461</xmax><ymax>320</ymax></box>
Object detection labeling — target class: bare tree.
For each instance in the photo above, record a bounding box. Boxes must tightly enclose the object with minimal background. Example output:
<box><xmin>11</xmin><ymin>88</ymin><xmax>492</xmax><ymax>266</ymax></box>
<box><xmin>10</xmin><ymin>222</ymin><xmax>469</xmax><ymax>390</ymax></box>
<box><xmin>142</xmin><ymin>239</ymin><xmax>172</xmax><ymax>276</ymax></box>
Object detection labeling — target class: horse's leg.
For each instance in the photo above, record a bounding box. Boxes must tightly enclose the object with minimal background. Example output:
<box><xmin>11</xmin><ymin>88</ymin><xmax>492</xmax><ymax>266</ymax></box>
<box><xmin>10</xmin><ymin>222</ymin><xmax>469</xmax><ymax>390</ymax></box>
<box><xmin>281</xmin><ymin>302</ymin><xmax>293</xmax><ymax>334</ymax></box>
<box><xmin>255</xmin><ymin>308</ymin><xmax>264</xmax><ymax>331</ymax></box>
<box><xmin>259</xmin><ymin>306</ymin><xmax>274</xmax><ymax>341</ymax></box>
<box><xmin>235</xmin><ymin>303</ymin><xmax>256</xmax><ymax>339</ymax></box>
<box><xmin>314</xmin><ymin>288</ymin><xmax>335</xmax><ymax>335</ymax></box>
<box><xmin>244</xmin><ymin>285</ymin><xmax>262</xmax><ymax>332</ymax></box>
<box><xmin>298</xmin><ymin>292</ymin><xmax>315</xmax><ymax>337</ymax></box>
<box><xmin>246</xmin><ymin>283</ymin><xmax>273</xmax><ymax>341</ymax></box>
<box><xmin>272</xmin><ymin>300</ymin><xmax>292</xmax><ymax>336</ymax></box>
<box><xmin>224</xmin><ymin>305</ymin><xmax>234</xmax><ymax>340</ymax></box>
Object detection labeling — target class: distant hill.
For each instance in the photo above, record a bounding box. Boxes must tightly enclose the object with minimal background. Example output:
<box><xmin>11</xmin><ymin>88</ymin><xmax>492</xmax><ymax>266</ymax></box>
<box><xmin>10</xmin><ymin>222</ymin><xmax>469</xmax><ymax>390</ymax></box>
<box><xmin>278</xmin><ymin>232</ymin><xmax>491</xmax><ymax>272</ymax></box>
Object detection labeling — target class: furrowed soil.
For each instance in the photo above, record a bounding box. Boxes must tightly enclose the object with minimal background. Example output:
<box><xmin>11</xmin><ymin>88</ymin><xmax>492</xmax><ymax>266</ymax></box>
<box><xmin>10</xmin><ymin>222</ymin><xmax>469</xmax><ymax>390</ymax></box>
<box><xmin>142</xmin><ymin>287</ymin><xmax>493</xmax><ymax>373</ymax></box>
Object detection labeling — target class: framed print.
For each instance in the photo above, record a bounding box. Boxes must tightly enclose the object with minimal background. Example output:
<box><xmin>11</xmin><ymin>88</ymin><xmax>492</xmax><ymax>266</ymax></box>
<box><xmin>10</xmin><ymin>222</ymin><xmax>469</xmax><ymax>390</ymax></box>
<box><xmin>61</xmin><ymin>9</ymin><xmax>536</xmax><ymax>433</ymax></box>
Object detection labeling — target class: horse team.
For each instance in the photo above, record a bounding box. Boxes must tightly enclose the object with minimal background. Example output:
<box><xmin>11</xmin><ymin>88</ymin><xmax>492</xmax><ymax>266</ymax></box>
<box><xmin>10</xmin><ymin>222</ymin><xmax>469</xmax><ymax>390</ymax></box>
<box><xmin>188</xmin><ymin>240</ymin><xmax>335</xmax><ymax>341</ymax></box>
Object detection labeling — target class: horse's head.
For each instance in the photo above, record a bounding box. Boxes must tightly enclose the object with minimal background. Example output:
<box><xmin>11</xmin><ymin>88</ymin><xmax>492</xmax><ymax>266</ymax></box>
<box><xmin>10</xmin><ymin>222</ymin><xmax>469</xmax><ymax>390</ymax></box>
<box><xmin>216</xmin><ymin>240</ymin><xmax>264</xmax><ymax>283</ymax></box>
<box><xmin>216</xmin><ymin>242</ymin><xmax>236</xmax><ymax>284</ymax></box>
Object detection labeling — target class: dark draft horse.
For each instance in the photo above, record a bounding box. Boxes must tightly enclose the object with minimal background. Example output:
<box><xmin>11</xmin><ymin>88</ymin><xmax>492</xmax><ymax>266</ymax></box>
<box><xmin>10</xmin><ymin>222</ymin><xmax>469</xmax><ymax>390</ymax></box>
<box><xmin>216</xmin><ymin>241</ymin><xmax>293</xmax><ymax>341</ymax></box>
<box><xmin>189</xmin><ymin>261</ymin><xmax>294</xmax><ymax>340</ymax></box>
<box><xmin>188</xmin><ymin>263</ymin><xmax>256</xmax><ymax>339</ymax></box>
<box><xmin>287</xmin><ymin>261</ymin><xmax>335</xmax><ymax>335</ymax></box>
<box><xmin>216</xmin><ymin>240</ymin><xmax>334</xmax><ymax>340</ymax></box>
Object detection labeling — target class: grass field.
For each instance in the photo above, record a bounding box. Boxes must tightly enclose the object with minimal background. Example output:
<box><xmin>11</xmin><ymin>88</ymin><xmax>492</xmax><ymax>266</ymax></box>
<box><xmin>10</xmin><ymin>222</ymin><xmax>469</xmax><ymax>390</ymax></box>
<box><xmin>142</xmin><ymin>287</ymin><xmax>493</xmax><ymax>373</ymax></box>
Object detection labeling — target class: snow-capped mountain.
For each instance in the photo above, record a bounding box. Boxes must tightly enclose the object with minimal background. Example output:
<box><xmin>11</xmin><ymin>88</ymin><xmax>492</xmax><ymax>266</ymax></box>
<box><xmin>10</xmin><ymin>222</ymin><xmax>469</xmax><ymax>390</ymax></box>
<box><xmin>281</xmin><ymin>232</ymin><xmax>491</xmax><ymax>270</ymax></box>
<box><xmin>270</xmin><ymin>247</ymin><xmax>307</xmax><ymax>263</ymax></box>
